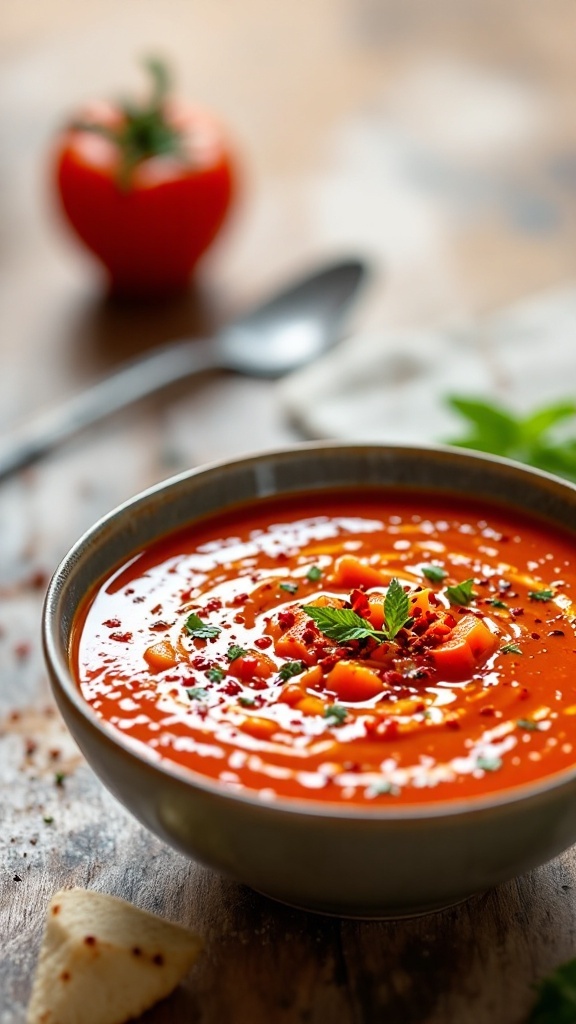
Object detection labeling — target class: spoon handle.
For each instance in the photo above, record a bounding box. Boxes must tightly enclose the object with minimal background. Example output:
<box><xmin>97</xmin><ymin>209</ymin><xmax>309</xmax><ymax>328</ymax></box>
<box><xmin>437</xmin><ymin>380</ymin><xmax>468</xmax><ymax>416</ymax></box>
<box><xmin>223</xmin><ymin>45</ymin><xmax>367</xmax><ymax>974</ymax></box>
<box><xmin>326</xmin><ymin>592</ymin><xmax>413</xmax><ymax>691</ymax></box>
<box><xmin>0</xmin><ymin>337</ymin><xmax>217</xmax><ymax>482</ymax></box>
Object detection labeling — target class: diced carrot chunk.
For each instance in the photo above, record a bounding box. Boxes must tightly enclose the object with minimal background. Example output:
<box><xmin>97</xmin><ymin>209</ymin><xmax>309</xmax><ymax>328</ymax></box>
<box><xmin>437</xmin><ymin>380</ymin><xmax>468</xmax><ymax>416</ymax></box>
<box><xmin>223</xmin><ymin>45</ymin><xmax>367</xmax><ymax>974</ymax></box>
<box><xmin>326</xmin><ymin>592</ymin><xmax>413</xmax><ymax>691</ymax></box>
<box><xmin>230</xmin><ymin>650</ymin><xmax>277</xmax><ymax>681</ymax></box>
<box><xmin>143</xmin><ymin>639</ymin><xmax>178</xmax><ymax>672</ymax></box>
<box><xmin>431</xmin><ymin>614</ymin><xmax>499</xmax><ymax>681</ymax></box>
<box><xmin>239</xmin><ymin>715</ymin><xmax>277</xmax><ymax>740</ymax></box>
<box><xmin>278</xmin><ymin>682</ymin><xmax>306</xmax><ymax>705</ymax></box>
<box><xmin>274</xmin><ymin>612</ymin><xmax>318</xmax><ymax>665</ymax></box>
<box><xmin>332</xmin><ymin>555</ymin><xmax>390</xmax><ymax>589</ymax></box>
<box><xmin>366</xmin><ymin>592</ymin><xmax>385</xmax><ymax>629</ymax></box>
<box><xmin>298</xmin><ymin>665</ymin><xmax>323</xmax><ymax>689</ymax></box>
<box><xmin>408</xmin><ymin>588</ymin><xmax>436</xmax><ymax>617</ymax></box>
<box><xmin>325</xmin><ymin>659</ymin><xmax>385</xmax><ymax>701</ymax></box>
<box><xmin>295</xmin><ymin>694</ymin><xmax>326</xmax><ymax>716</ymax></box>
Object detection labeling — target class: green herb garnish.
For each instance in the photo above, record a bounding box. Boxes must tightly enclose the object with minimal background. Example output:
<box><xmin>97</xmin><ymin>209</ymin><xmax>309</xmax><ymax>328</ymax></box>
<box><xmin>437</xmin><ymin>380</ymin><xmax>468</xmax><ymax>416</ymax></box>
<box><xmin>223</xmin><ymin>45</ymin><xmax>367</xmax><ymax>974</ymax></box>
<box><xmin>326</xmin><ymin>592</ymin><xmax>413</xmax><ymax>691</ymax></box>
<box><xmin>527</xmin><ymin>957</ymin><xmax>576</xmax><ymax>1023</ymax></box>
<box><xmin>238</xmin><ymin>696</ymin><xmax>256</xmax><ymax>708</ymax></box>
<box><xmin>73</xmin><ymin>58</ymin><xmax>185</xmax><ymax>189</ymax></box>
<box><xmin>323</xmin><ymin>704</ymin><xmax>348</xmax><ymax>726</ymax></box>
<box><xmin>445</xmin><ymin>578</ymin><xmax>476</xmax><ymax>606</ymax></box>
<box><xmin>43</xmin><ymin>815</ymin><xmax>54</xmax><ymax>825</ymax></box>
<box><xmin>227</xmin><ymin>645</ymin><xmax>247</xmax><ymax>662</ymax></box>
<box><xmin>186</xmin><ymin>686</ymin><xmax>209</xmax><ymax>701</ymax></box>
<box><xmin>501</xmin><ymin>642</ymin><xmax>522</xmax><ymax>655</ymax></box>
<box><xmin>368</xmin><ymin>780</ymin><xmax>400</xmax><ymax>797</ymax></box>
<box><xmin>54</xmin><ymin>772</ymin><xmax>66</xmax><ymax>787</ymax></box>
<box><xmin>279</xmin><ymin>582</ymin><xmax>298</xmax><ymax>595</ymax></box>
<box><xmin>383</xmin><ymin>578</ymin><xmax>413</xmax><ymax>639</ymax></box>
<box><xmin>185</xmin><ymin>613</ymin><xmax>221</xmax><ymax>640</ymax></box>
<box><xmin>304</xmin><ymin>578</ymin><xmax>412</xmax><ymax>645</ymax></box>
<box><xmin>528</xmin><ymin>588</ymin><xmax>555</xmax><ymax>602</ymax></box>
<box><xmin>487</xmin><ymin>598</ymin><xmax>508</xmax><ymax>609</ymax></box>
<box><xmin>517</xmin><ymin>718</ymin><xmax>540</xmax><ymax>731</ymax></box>
<box><xmin>445</xmin><ymin>395</ymin><xmax>576</xmax><ymax>483</ymax></box>
<box><xmin>476</xmin><ymin>755</ymin><xmax>502</xmax><ymax>772</ymax></box>
<box><xmin>306</xmin><ymin>565</ymin><xmax>322</xmax><ymax>582</ymax></box>
<box><xmin>303</xmin><ymin>606</ymin><xmax>378</xmax><ymax>643</ymax></box>
<box><xmin>421</xmin><ymin>564</ymin><xmax>448</xmax><ymax>583</ymax></box>
<box><xmin>206</xmin><ymin>667</ymin><xmax>225</xmax><ymax>683</ymax></box>
<box><xmin>279</xmin><ymin>661</ymin><xmax>305</xmax><ymax>682</ymax></box>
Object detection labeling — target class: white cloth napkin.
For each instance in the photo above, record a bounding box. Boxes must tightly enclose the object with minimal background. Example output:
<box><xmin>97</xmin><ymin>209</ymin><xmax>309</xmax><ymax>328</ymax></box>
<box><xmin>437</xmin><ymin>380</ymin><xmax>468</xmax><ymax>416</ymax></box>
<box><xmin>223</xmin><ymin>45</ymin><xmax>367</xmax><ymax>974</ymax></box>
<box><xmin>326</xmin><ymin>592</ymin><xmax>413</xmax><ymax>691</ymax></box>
<box><xmin>277</xmin><ymin>287</ymin><xmax>576</xmax><ymax>445</ymax></box>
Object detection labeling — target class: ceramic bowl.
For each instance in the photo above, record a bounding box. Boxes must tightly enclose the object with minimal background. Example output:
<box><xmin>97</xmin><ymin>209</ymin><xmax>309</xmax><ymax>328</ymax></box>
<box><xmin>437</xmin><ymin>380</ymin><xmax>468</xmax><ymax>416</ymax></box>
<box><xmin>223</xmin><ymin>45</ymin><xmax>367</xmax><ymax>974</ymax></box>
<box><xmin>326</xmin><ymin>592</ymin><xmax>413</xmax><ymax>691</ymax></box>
<box><xmin>42</xmin><ymin>443</ymin><xmax>576</xmax><ymax>918</ymax></box>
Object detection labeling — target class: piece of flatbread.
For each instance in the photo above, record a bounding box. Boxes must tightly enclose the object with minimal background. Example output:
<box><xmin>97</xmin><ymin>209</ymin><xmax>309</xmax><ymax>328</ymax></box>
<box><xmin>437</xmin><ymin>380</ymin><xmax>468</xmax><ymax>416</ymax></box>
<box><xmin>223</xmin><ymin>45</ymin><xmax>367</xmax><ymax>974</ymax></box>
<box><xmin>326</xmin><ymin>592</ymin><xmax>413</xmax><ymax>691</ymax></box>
<box><xmin>26</xmin><ymin>887</ymin><xmax>203</xmax><ymax>1024</ymax></box>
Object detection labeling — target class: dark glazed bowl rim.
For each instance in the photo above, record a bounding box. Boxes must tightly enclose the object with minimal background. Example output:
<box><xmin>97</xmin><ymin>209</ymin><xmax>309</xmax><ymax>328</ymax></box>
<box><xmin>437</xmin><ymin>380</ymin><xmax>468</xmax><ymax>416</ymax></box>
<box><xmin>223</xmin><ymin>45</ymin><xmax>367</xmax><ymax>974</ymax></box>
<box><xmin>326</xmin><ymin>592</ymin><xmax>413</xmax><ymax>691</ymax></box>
<box><xmin>42</xmin><ymin>440</ymin><xmax>576</xmax><ymax>823</ymax></box>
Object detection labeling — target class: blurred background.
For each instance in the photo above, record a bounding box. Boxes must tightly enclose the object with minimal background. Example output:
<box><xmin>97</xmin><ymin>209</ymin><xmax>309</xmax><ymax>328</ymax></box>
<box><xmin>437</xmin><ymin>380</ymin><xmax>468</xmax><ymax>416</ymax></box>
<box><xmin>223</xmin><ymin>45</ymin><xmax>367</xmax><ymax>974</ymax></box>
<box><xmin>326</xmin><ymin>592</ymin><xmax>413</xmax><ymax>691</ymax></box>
<box><xmin>2</xmin><ymin>0</ymin><xmax>576</xmax><ymax>500</ymax></box>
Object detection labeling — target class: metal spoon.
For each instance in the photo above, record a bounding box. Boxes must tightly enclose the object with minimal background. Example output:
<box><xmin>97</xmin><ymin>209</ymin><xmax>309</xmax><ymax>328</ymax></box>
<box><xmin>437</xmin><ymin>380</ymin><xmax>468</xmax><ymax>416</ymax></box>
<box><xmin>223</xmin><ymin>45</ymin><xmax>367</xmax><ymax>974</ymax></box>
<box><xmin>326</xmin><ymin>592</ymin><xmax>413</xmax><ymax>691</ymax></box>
<box><xmin>0</xmin><ymin>257</ymin><xmax>366</xmax><ymax>482</ymax></box>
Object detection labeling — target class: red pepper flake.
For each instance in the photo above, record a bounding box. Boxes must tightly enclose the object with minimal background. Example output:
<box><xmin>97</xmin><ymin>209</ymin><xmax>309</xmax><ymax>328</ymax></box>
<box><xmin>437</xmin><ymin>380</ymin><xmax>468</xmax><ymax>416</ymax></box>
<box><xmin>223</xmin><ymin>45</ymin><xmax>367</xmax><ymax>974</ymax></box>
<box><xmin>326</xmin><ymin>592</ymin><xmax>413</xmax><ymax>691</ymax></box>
<box><xmin>25</xmin><ymin>738</ymin><xmax>37</xmax><ymax>756</ymax></box>
<box><xmin>510</xmin><ymin>607</ymin><xmax>524</xmax><ymax>617</ymax></box>
<box><xmin>278</xmin><ymin>611</ymin><xmax>296</xmax><ymax>631</ymax></box>
<box><xmin>222</xmin><ymin>680</ymin><xmax>241</xmax><ymax>696</ymax></box>
<box><xmin>150</xmin><ymin>620</ymin><xmax>170</xmax><ymax>632</ymax></box>
<box><xmin>228</xmin><ymin>592</ymin><xmax>249</xmax><ymax>607</ymax></box>
<box><xmin>302</xmin><ymin>629</ymin><xmax>317</xmax><ymax>645</ymax></box>
<box><xmin>319</xmin><ymin>653</ymin><xmax>340</xmax><ymax>672</ymax></box>
<box><xmin>84</xmin><ymin>935</ymin><xmax>96</xmax><ymax>946</ymax></box>
<box><xmin>103</xmin><ymin>618</ymin><xmax>121</xmax><ymax>629</ymax></box>
<box><xmin>445</xmin><ymin>716</ymin><xmax>461</xmax><ymax>730</ymax></box>
<box><xmin>549</xmin><ymin>630</ymin><xmax>565</xmax><ymax>637</ymax></box>
<box><xmin>190</xmin><ymin>656</ymin><xmax>211</xmax><ymax>670</ymax></box>
<box><xmin>109</xmin><ymin>631</ymin><xmax>133</xmax><ymax>643</ymax></box>
<box><xmin>254</xmin><ymin>636</ymin><xmax>272</xmax><ymax>650</ymax></box>
<box><xmin>380</xmin><ymin>670</ymin><xmax>405</xmax><ymax>686</ymax></box>
<box><xmin>518</xmin><ymin>687</ymin><xmax>530</xmax><ymax>701</ymax></box>
<box><xmin>203</xmin><ymin>598</ymin><xmax>223</xmax><ymax>613</ymax></box>
<box><xmin>28</xmin><ymin>569</ymin><xmax>48</xmax><ymax>590</ymax></box>
<box><xmin>531</xmin><ymin>632</ymin><xmax>541</xmax><ymax>640</ymax></box>
<box><xmin>479</xmin><ymin>705</ymin><xmax>495</xmax><ymax>717</ymax></box>
<box><xmin>14</xmin><ymin>642</ymin><xmax>31</xmax><ymax>660</ymax></box>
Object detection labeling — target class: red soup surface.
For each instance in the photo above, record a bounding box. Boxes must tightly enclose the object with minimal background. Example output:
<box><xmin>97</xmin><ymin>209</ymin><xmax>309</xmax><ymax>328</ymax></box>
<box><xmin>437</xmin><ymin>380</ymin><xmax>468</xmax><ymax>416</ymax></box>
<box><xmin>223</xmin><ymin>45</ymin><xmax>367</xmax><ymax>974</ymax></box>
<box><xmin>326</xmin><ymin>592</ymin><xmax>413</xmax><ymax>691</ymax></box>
<box><xmin>71</xmin><ymin>489</ymin><xmax>576</xmax><ymax>807</ymax></box>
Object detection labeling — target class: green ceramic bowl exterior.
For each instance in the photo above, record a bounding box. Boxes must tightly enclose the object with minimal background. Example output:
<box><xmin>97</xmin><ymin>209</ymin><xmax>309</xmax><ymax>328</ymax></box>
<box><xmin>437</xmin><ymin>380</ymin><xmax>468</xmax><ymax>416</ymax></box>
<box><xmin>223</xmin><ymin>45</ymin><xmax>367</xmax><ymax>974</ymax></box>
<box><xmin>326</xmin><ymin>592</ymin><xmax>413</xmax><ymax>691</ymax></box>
<box><xmin>42</xmin><ymin>443</ymin><xmax>576</xmax><ymax>917</ymax></box>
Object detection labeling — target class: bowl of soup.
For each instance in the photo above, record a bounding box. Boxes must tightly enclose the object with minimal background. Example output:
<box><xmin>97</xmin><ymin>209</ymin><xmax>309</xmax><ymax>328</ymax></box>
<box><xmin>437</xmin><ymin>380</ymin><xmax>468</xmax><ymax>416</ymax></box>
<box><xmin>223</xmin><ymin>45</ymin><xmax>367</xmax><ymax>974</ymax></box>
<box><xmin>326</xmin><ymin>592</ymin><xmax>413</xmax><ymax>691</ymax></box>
<box><xmin>43</xmin><ymin>443</ymin><xmax>576</xmax><ymax>917</ymax></box>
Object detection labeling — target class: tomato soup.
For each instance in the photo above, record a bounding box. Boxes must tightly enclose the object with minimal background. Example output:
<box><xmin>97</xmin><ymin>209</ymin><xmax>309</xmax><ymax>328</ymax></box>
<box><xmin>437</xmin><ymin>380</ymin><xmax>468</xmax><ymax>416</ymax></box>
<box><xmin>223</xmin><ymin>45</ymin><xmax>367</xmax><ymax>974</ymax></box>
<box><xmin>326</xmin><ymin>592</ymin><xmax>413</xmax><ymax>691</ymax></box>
<box><xmin>71</xmin><ymin>490</ymin><xmax>576</xmax><ymax>806</ymax></box>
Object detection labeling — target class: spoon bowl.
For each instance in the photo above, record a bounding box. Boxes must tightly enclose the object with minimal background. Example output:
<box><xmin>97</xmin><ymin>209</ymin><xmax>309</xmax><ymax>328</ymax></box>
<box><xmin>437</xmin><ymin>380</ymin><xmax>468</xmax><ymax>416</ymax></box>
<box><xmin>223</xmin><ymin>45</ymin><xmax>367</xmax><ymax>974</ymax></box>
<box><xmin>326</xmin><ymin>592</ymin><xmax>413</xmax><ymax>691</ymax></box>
<box><xmin>216</xmin><ymin>260</ymin><xmax>365</xmax><ymax>377</ymax></box>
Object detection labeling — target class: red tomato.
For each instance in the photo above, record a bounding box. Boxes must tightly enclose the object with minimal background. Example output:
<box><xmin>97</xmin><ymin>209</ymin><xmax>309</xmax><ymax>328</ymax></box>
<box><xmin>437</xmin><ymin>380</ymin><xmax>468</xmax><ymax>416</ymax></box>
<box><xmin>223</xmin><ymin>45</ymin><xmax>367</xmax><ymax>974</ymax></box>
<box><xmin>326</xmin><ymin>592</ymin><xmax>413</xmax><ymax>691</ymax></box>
<box><xmin>52</xmin><ymin>61</ymin><xmax>236</xmax><ymax>298</ymax></box>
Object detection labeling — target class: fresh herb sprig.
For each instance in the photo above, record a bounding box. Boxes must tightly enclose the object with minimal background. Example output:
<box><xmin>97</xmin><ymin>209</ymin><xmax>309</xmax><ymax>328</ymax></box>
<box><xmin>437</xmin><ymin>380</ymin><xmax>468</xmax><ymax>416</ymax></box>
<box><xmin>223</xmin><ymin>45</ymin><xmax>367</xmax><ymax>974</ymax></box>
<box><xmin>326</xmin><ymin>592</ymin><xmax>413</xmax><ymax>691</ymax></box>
<box><xmin>445</xmin><ymin>395</ymin><xmax>576</xmax><ymax>482</ymax></box>
<box><xmin>445</xmin><ymin>578</ymin><xmax>476</xmax><ymax>606</ymax></box>
<box><xmin>304</xmin><ymin>578</ymin><xmax>413</xmax><ymax>646</ymax></box>
<box><xmin>527</xmin><ymin>957</ymin><xmax>576</xmax><ymax>1023</ymax></box>
<box><xmin>185</xmin><ymin>613</ymin><xmax>221</xmax><ymax>639</ymax></box>
<box><xmin>74</xmin><ymin>58</ymin><xmax>184</xmax><ymax>188</ymax></box>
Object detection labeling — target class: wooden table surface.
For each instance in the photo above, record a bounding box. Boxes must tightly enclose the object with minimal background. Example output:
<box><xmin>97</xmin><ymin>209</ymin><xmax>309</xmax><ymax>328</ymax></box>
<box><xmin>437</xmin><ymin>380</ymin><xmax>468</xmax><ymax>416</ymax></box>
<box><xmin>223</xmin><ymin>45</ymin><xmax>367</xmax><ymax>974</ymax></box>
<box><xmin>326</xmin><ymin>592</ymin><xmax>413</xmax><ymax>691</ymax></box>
<box><xmin>3</xmin><ymin>3</ymin><xmax>576</xmax><ymax>1021</ymax></box>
